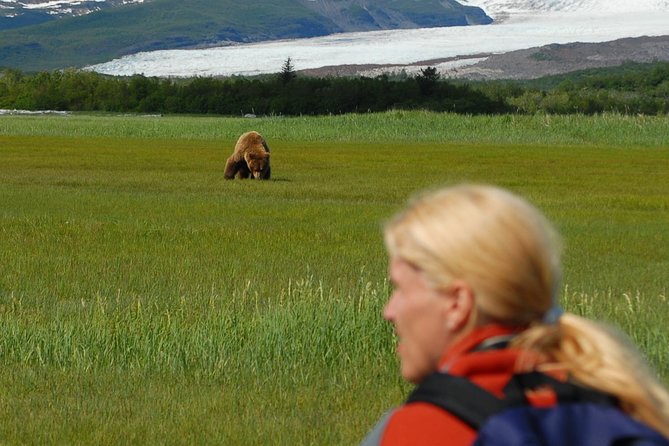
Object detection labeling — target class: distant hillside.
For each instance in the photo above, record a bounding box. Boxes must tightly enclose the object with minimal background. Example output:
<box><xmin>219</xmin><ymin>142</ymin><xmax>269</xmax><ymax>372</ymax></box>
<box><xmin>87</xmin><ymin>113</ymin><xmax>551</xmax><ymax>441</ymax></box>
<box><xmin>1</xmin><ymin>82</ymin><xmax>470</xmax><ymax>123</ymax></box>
<box><xmin>0</xmin><ymin>0</ymin><xmax>491</xmax><ymax>72</ymax></box>
<box><xmin>297</xmin><ymin>35</ymin><xmax>669</xmax><ymax>81</ymax></box>
<box><xmin>440</xmin><ymin>35</ymin><xmax>669</xmax><ymax>80</ymax></box>
<box><xmin>0</xmin><ymin>0</ymin><xmax>146</xmax><ymax>30</ymax></box>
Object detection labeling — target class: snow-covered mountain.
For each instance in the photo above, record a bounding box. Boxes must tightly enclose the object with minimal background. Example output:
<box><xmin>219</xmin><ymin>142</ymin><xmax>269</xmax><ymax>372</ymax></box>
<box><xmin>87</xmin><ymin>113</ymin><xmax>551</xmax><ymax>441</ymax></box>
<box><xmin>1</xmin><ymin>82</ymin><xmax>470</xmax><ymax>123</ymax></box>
<box><xmin>460</xmin><ymin>0</ymin><xmax>669</xmax><ymax>21</ymax></box>
<box><xmin>88</xmin><ymin>0</ymin><xmax>669</xmax><ymax>78</ymax></box>
<box><xmin>0</xmin><ymin>0</ymin><xmax>145</xmax><ymax>18</ymax></box>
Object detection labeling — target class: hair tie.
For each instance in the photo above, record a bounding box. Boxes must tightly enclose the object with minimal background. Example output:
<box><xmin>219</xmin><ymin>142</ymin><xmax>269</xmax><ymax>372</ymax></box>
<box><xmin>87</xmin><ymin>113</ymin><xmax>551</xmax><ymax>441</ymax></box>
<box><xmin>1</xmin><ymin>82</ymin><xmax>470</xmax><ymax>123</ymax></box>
<box><xmin>545</xmin><ymin>268</ymin><xmax>563</xmax><ymax>325</ymax></box>
<box><xmin>543</xmin><ymin>305</ymin><xmax>564</xmax><ymax>325</ymax></box>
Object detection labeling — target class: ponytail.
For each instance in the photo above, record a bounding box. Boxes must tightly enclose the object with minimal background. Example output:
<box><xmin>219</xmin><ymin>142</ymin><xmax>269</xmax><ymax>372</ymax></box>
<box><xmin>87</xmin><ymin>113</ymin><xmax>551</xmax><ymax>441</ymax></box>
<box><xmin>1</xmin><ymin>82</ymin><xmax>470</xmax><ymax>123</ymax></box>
<box><xmin>513</xmin><ymin>313</ymin><xmax>669</xmax><ymax>438</ymax></box>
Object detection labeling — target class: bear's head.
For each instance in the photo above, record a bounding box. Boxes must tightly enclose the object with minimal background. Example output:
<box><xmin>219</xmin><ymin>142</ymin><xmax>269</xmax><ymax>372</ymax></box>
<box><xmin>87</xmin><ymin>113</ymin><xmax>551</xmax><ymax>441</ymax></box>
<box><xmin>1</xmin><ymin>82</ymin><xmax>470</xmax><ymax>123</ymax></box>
<box><xmin>245</xmin><ymin>151</ymin><xmax>270</xmax><ymax>179</ymax></box>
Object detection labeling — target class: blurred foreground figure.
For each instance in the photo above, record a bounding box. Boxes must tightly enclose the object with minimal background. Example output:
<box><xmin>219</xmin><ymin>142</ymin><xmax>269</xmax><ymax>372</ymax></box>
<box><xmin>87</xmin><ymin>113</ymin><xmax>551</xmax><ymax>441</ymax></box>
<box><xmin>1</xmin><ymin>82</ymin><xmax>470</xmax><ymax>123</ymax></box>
<box><xmin>361</xmin><ymin>184</ymin><xmax>669</xmax><ymax>446</ymax></box>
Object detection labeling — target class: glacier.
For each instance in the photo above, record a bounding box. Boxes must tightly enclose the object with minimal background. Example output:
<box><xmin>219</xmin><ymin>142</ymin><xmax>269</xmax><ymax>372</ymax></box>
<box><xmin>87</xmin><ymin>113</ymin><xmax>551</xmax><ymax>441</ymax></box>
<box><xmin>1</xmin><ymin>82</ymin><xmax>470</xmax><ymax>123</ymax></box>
<box><xmin>87</xmin><ymin>0</ymin><xmax>669</xmax><ymax>77</ymax></box>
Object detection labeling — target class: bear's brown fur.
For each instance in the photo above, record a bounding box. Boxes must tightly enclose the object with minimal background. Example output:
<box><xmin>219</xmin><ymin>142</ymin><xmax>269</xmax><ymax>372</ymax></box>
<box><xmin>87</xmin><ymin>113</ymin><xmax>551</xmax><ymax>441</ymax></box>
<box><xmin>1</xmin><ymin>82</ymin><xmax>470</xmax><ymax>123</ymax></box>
<box><xmin>224</xmin><ymin>131</ymin><xmax>271</xmax><ymax>180</ymax></box>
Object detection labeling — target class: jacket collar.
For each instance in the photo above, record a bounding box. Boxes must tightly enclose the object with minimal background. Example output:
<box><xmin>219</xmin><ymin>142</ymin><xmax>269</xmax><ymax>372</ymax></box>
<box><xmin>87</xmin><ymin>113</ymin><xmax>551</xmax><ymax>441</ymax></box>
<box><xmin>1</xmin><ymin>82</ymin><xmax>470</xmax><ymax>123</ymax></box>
<box><xmin>437</xmin><ymin>324</ymin><xmax>524</xmax><ymax>372</ymax></box>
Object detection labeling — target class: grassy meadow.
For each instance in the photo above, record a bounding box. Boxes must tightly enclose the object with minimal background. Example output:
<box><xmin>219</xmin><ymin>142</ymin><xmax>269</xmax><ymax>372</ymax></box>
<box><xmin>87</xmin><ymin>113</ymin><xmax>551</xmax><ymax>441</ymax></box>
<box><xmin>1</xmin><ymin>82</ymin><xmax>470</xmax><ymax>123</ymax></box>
<box><xmin>0</xmin><ymin>111</ymin><xmax>668</xmax><ymax>444</ymax></box>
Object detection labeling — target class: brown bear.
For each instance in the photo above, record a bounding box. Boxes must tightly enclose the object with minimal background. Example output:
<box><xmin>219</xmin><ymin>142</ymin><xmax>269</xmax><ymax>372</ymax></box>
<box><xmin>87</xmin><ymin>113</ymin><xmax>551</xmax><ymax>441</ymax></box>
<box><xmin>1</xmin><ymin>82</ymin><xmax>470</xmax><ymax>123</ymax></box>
<box><xmin>224</xmin><ymin>131</ymin><xmax>271</xmax><ymax>180</ymax></box>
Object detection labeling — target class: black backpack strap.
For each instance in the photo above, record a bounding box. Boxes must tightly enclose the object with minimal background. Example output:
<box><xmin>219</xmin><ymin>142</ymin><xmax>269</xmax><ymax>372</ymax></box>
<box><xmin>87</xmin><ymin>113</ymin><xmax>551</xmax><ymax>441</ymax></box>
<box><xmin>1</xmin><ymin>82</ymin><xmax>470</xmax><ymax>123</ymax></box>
<box><xmin>406</xmin><ymin>373</ymin><xmax>506</xmax><ymax>429</ymax></box>
<box><xmin>406</xmin><ymin>371</ymin><xmax>620</xmax><ymax>430</ymax></box>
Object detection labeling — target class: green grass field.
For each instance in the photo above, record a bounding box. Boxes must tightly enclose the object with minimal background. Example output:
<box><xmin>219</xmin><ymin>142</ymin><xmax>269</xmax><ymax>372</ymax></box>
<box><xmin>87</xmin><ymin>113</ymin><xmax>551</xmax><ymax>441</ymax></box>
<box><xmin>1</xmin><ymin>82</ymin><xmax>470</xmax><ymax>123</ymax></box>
<box><xmin>1</xmin><ymin>111</ymin><xmax>667</xmax><ymax>444</ymax></box>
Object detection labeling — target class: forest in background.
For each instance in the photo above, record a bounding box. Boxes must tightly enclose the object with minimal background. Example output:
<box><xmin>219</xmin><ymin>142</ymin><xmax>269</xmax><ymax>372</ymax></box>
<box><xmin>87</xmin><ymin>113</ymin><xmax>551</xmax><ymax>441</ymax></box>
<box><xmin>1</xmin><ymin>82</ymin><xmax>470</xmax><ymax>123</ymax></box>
<box><xmin>1</xmin><ymin>61</ymin><xmax>668</xmax><ymax>116</ymax></box>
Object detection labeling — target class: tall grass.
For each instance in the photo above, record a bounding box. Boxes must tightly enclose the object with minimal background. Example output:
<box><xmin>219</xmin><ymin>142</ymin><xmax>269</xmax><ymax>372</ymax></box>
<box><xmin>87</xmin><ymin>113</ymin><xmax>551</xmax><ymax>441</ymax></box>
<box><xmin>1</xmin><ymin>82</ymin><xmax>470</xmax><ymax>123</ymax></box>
<box><xmin>1</xmin><ymin>110</ymin><xmax>668</xmax><ymax>147</ymax></box>
<box><xmin>0</xmin><ymin>112</ymin><xmax>667</xmax><ymax>444</ymax></box>
<box><xmin>1</xmin><ymin>276</ymin><xmax>392</xmax><ymax>375</ymax></box>
<box><xmin>0</xmin><ymin>277</ymin><xmax>404</xmax><ymax>445</ymax></box>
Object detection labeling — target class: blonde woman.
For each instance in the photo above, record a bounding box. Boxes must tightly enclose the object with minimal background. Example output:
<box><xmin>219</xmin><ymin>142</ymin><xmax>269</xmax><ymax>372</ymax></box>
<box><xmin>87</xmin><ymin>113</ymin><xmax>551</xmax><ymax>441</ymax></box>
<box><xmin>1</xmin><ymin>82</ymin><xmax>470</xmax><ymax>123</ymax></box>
<box><xmin>361</xmin><ymin>184</ymin><xmax>669</xmax><ymax>445</ymax></box>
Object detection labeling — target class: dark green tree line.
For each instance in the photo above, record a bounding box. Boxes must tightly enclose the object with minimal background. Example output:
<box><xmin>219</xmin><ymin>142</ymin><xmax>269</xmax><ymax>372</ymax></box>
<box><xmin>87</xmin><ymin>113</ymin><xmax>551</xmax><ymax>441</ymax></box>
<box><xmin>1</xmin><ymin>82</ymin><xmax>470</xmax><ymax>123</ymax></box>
<box><xmin>1</xmin><ymin>61</ymin><xmax>667</xmax><ymax>116</ymax></box>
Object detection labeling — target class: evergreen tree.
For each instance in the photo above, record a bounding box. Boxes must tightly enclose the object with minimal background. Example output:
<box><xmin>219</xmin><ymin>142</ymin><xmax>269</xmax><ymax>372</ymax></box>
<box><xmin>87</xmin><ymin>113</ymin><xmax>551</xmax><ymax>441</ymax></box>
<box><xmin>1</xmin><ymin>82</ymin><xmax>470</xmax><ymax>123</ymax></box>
<box><xmin>279</xmin><ymin>57</ymin><xmax>297</xmax><ymax>84</ymax></box>
<box><xmin>417</xmin><ymin>66</ymin><xmax>439</xmax><ymax>95</ymax></box>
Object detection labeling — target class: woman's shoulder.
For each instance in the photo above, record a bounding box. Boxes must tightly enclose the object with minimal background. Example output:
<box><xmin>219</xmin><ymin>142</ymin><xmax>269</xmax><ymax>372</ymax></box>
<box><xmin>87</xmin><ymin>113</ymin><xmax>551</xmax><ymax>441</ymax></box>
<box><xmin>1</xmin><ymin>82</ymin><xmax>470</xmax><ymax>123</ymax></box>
<box><xmin>361</xmin><ymin>402</ymin><xmax>476</xmax><ymax>446</ymax></box>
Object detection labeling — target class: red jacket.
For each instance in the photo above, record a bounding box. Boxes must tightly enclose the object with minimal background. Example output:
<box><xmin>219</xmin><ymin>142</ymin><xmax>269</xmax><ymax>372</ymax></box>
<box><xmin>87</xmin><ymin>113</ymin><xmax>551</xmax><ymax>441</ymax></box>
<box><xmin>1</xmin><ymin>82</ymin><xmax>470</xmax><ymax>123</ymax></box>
<box><xmin>361</xmin><ymin>325</ymin><xmax>526</xmax><ymax>446</ymax></box>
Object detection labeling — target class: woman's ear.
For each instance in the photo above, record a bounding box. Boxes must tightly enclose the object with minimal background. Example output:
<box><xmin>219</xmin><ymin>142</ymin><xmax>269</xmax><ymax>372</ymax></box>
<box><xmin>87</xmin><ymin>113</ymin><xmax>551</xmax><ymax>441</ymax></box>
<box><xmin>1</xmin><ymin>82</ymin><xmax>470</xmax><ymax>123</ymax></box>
<box><xmin>441</xmin><ymin>280</ymin><xmax>476</xmax><ymax>332</ymax></box>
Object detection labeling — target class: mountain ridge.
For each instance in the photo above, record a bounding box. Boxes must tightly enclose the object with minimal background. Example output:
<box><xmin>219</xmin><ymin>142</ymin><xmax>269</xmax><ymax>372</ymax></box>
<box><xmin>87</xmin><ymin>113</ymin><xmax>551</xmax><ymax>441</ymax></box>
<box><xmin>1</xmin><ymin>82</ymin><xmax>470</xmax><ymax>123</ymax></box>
<box><xmin>0</xmin><ymin>0</ymin><xmax>491</xmax><ymax>71</ymax></box>
<box><xmin>0</xmin><ymin>0</ymin><xmax>147</xmax><ymax>29</ymax></box>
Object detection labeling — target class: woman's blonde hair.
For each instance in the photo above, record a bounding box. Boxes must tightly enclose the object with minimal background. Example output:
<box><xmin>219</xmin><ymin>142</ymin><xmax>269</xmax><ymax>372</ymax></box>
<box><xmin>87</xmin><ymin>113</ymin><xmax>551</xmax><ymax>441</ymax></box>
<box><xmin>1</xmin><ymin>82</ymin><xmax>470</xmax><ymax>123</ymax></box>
<box><xmin>384</xmin><ymin>184</ymin><xmax>669</xmax><ymax>437</ymax></box>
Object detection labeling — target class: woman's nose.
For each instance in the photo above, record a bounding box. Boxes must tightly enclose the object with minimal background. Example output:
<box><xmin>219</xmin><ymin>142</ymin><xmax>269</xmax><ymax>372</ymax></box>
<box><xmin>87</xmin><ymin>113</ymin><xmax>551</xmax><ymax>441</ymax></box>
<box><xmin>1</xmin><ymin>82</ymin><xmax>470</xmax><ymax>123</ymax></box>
<box><xmin>383</xmin><ymin>292</ymin><xmax>397</xmax><ymax>322</ymax></box>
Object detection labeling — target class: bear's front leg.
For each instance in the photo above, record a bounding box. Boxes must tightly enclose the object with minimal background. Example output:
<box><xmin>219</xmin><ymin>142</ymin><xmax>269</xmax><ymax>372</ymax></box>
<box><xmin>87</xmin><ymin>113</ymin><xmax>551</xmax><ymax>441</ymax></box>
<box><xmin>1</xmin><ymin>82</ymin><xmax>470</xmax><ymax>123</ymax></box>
<box><xmin>236</xmin><ymin>163</ymin><xmax>251</xmax><ymax>179</ymax></box>
<box><xmin>224</xmin><ymin>157</ymin><xmax>240</xmax><ymax>179</ymax></box>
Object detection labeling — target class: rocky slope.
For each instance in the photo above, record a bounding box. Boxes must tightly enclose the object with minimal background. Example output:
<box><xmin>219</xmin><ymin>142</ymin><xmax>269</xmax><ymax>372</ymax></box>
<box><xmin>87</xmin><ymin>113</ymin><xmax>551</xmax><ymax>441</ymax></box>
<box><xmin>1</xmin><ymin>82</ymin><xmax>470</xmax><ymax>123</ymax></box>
<box><xmin>443</xmin><ymin>35</ymin><xmax>669</xmax><ymax>80</ymax></box>
<box><xmin>298</xmin><ymin>35</ymin><xmax>669</xmax><ymax>80</ymax></box>
<box><xmin>295</xmin><ymin>0</ymin><xmax>491</xmax><ymax>30</ymax></box>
